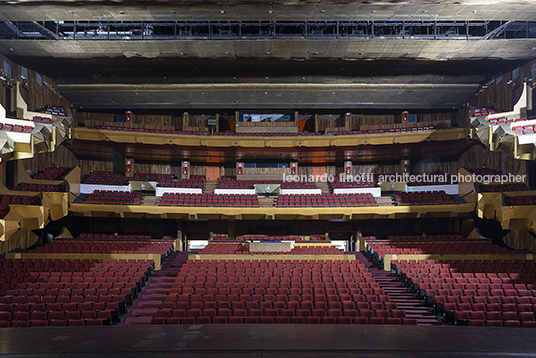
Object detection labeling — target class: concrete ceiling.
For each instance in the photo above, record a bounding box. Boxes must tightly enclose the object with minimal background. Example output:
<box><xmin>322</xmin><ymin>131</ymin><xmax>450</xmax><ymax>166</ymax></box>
<box><xmin>0</xmin><ymin>0</ymin><xmax>535</xmax><ymax>112</ymax></box>
<box><xmin>1</xmin><ymin>1</ymin><xmax>536</xmax><ymax>22</ymax></box>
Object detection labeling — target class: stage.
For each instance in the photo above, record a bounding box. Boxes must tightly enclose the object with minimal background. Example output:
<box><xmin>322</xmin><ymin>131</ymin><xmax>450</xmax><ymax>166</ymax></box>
<box><xmin>1</xmin><ymin>324</ymin><xmax>535</xmax><ymax>357</ymax></box>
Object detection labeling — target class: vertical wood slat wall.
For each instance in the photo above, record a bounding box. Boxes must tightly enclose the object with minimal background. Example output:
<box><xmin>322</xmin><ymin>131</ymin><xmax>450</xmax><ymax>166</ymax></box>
<box><xmin>0</xmin><ymin>53</ymin><xmax>70</xmax><ymax>114</ymax></box>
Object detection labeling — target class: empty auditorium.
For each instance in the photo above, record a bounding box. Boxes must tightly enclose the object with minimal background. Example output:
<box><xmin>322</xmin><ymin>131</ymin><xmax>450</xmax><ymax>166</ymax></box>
<box><xmin>1</xmin><ymin>1</ymin><xmax>536</xmax><ymax>356</ymax></box>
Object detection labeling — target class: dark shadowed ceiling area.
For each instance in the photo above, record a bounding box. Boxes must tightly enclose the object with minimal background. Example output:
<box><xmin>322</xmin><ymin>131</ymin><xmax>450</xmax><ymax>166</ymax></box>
<box><xmin>0</xmin><ymin>0</ymin><xmax>535</xmax><ymax>112</ymax></box>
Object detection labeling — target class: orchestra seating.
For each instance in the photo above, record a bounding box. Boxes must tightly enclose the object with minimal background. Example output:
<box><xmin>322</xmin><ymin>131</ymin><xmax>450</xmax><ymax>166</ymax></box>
<box><xmin>84</xmin><ymin>171</ymin><xmax>130</xmax><ymax>186</ymax></box>
<box><xmin>84</xmin><ymin>191</ymin><xmax>142</xmax><ymax>205</ymax></box>
<box><xmin>395</xmin><ymin>191</ymin><xmax>455</xmax><ymax>205</ymax></box>
<box><xmin>392</xmin><ymin>258</ymin><xmax>536</xmax><ymax>327</ymax></box>
<box><xmin>480</xmin><ymin>183</ymin><xmax>532</xmax><ymax>192</ymax></box>
<box><xmin>93</xmin><ymin>125</ymin><xmax>208</xmax><ymax>135</ymax></box>
<box><xmin>277</xmin><ymin>193</ymin><xmax>377</xmax><ymax>207</ymax></box>
<box><xmin>12</xmin><ymin>183</ymin><xmax>63</xmax><ymax>192</ymax></box>
<box><xmin>32</xmin><ymin>166</ymin><xmax>72</xmax><ymax>180</ymax></box>
<box><xmin>331</xmin><ymin>126</ymin><xmax>440</xmax><ymax>136</ymax></box>
<box><xmin>159</xmin><ymin>193</ymin><xmax>259</xmax><ymax>207</ymax></box>
<box><xmin>0</xmin><ymin>257</ymin><xmax>153</xmax><ymax>327</ymax></box>
<box><xmin>150</xmin><ymin>258</ymin><xmax>414</xmax><ymax>325</ymax></box>
<box><xmin>38</xmin><ymin>105</ymin><xmax>66</xmax><ymax>116</ymax></box>
<box><xmin>0</xmin><ymin>194</ymin><xmax>40</xmax><ymax>205</ymax></box>
<box><xmin>218</xmin><ymin>176</ymin><xmax>316</xmax><ymax>189</ymax></box>
<box><xmin>0</xmin><ymin>122</ymin><xmax>33</xmax><ymax>133</ymax></box>
<box><xmin>213</xmin><ymin>131</ymin><xmax>320</xmax><ymax>137</ymax></box>
<box><xmin>505</xmin><ymin>195</ymin><xmax>536</xmax><ymax>206</ymax></box>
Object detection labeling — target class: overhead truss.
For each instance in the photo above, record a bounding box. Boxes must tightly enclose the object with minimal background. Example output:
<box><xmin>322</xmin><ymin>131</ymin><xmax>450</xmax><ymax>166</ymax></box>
<box><xmin>1</xmin><ymin>20</ymin><xmax>536</xmax><ymax>41</ymax></box>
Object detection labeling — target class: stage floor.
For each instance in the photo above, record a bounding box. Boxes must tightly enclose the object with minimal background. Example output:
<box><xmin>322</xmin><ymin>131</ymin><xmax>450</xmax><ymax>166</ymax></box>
<box><xmin>1</xmin><ymin>325</ymin><xmax>535</xmax><ymax>358</ymax></box>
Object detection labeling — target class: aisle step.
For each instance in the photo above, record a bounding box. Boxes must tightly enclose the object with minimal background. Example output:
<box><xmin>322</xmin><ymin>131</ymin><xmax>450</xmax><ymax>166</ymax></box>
<box><xmin>353</xmin><ymin>251</ymin><xmax>442</xmax><ymax>326</ymax></box>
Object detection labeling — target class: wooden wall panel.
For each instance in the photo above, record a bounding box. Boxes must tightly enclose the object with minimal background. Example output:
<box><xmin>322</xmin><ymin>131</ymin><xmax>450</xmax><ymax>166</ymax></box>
<box><xmin>0</xmin><ymin>229</ymin><xmax>39</xmax><ymax>255</ymax></box>
<box><xmin>37</xmin><ymin>144</ymin><xmax>79</xmax><ymax>172</ymax></box>
<box><xmin>0</xmin><ymin>53</ymin><xmax>70</xmax><ymax>113</ymax></box>
<box><xmin>502</xmin><ymin>230</ymin><xmax>536</xmax><ymax>252</ymax></box>
<box><xmin>133</xmin><ymin>162</ymin><xmax>181</xmax><ymax>178</ymax></box>
<box><xmin>78</xmin><ymin>159</ymin><xmax>114</xmax><ymax>177</ymax></box>
<box><xmin>78</xmin><ymin>111</ymin><xmax>178</xmax><ymax>131</ymax></box>
<box><xmin>190</xmin><ymin>164</ymin><xmax>207</xmax><ymax>177</ymax></box>
<box><xmin>469</xmin><ymin>59</ymin><xmax>536</xmax><ymax>112</ymax></box>
<box><xmin>318</xmin><ymin>112</ymin><xmax>455</xmax><ymax>134</ymax></box>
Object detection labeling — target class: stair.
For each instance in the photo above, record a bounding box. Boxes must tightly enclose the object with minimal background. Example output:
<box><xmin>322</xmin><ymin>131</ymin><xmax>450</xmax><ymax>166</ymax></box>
<box><xmin>315</xmin><ymin>181</ymin><xmax>332</xmax><ymax>194</ymax></box>
<box><xmin>375</xmin><ymin>196</ymin><xmax>395</xmax><ymax>207</ymax></box>
<box><xmin>203</xmin><ymin>180</ymin><xmax>219</xmax><ymax>194</ymax></box>
<box><xmin>258</xmin><ymin>196</ymin><xmax>277</xmax><ymax>207</ymax></box>
<box><xmin>141</xmin><ymin>195</ymin><xmax>160</xmax><ymax>206</ymax></box>
<box><xmin>121</xmin><ymin>251</ymin><xmax>189</xmax><ymax>325</ymax></box>
<box><xmin>354</xmin><ymin>251</ymin><xmax>442</xmax><ymax>326</ymax></box>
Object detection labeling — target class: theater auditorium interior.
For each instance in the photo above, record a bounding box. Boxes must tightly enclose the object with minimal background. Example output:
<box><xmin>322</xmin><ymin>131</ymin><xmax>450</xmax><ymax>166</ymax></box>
<box><xmin>1</xmin><ymin>0</ymin><xmax>536</xmax><ymax>356</ymax></box>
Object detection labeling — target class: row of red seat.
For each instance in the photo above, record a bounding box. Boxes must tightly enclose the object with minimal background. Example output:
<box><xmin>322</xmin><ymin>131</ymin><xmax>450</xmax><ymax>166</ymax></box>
<box><xmin>159</xmin><ymin>193</ymin><xmax>259</xmax><ymax>207</ymax></box>
<box><xmin>12</xmin><ymin>182</ymin><xmax>63</xmax><ymax>192</ymax></box>
<box><xmin>38</xmin><ymin>105</ymin><xmax>66</xmax><ymax>116</ymax></box>
<box><xmin>0</xmin><ymin>194</ymin><xmax>40</xmax><ymax>205</ymax></box>
<box><xmin>32</xmin><ymin>166</ymin><xmax>72</xmax><ymax>180</ymax></box>
<box><xmin>512</xmin><ymin>124</ymin><xmax>536</xmax><ymax>135</ymax></box>
<box><xmin>331</xmin><ymin>126</ymin><xmax>440</xmax><ymax>136</ymax></box>
<box><xmin>181</xmin><ymin>259</ymin><xmax>365</xmax><ymax>269</ymax></box>
<box><xmin>213</xmin><ymin>131</ymin><xmax>320</xmax><ymax>137</ymax></box>
<box><xmin>277</xmin><ymin>193</ymin><xmax>377</xmax><ymax>207</ymax></box>
<box><xmin>93</xmin><ymin>125</ymin><xmax>208</xmax><ymax>135</ymax></box>
<box><xmin>505</xmin><ymin>195</ymin><xmax>536</xmax><ymax>206</ymax></box>
<box><xmin>218</xmin><ymin>176</ymin><xmax>317</xmax><ymax>189</ymax></box>
<box><xmin>28</xmin><ymin>241</ymin><xmax>173</xmax><ymax>255</ymax></box>
<box><xmin>368</xmin><ymin>242</ymin><xmax>515</xmax><ymax>259</ymax></box>
<box><xmin>473</xmin><ymin>106</ymin><xmax>499</xmax><ymax>117</ymax></box>
<box><xmin>365</xmin><ymin>234</ymin><xmax>464</xmax><ymax>241</ymax></box>
<box><xmin>480</xmin><ymin>183</ymin><xmax>532</xmax><ymax>192</ymax></box>
<box><xmin>0</xmin><ymin>256</ymin><xmax>153</xmax><ymax>328</ymax></box>
<box><xmin>151</xmin><ymin>257</ymin><xmax>410</xmax><ymax>325</ymax></box>
<box><xmin>78</xmin><ymin>233</ymin><xmax>154</xmax><ymax>240</ymax></box>
<box><xmin>388</xmin><ymin>250</ymin><xmax>536</xmax><ymax>327</ymax></box>
<box><xmin>84</xmin><ymin>190</ymin><xmax>142</xmax><ymax>205</ymax></box>
<box><xmin>198</xmin><ymin>244</ymin><xmax>343</xmax><ymax>255</ymax></box>
<box><xmin>395</xmin><ymin>191</ymin><xmax>455</xmax><ymax>205</ymax></box>
<box><xmin>84</xmin><ymin>171</ymin><xmax>130</xmax><ymax>185</ymax></box>
<box><xmin>0</xmin><ymin>122</ymin><xmax>33</xmax><ymax>133</ymax></box>
<box><xmin>32</xmin><ymin>116</ymin><xmax>54</xmax><ymax>124</ymax></box>
<box><xmin>488</xmin><ymin>117</ymin><xmax>526</xmax><ymax>125</ymax></box>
